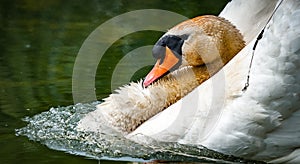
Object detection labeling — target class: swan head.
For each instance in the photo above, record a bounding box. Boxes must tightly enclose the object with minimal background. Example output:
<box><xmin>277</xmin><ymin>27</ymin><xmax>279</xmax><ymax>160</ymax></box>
<box><xmin>143</xmin><ymin>15</ymin><xmax>245</xmax><ymax>87</ymax></box>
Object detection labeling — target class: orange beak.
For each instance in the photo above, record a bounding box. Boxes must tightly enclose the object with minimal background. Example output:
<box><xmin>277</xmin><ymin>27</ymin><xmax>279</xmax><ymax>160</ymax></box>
<box><xmin>143</xmin><ymin>47</ymin><xmax>180</xmax><ymax>87</ymax></box>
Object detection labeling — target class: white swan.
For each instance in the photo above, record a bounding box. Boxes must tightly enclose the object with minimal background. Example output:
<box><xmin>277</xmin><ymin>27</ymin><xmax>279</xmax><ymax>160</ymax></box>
<box><xmin>78</xmin><ymin>0</ymin><xmax>300</xmax><ymax>163</ymax></box>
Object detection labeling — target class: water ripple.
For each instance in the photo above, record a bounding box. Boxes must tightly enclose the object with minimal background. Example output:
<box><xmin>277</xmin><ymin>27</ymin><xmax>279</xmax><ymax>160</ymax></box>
<box><xmin>16</xmin><ymin>102</ymin><xmax>263</xmax><ymax>163</ymax></box>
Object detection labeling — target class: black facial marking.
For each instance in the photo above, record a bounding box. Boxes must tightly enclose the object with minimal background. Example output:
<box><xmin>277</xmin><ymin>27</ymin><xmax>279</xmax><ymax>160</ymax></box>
<box><xmin>152</xmin><ymin>35</ymin><xmax>186</xmax><ymax>66</ymax></box>
<box><xmin>166</xmin><ymin>36</ymin><xmax>184</xmax><ymax>57</ymax></box>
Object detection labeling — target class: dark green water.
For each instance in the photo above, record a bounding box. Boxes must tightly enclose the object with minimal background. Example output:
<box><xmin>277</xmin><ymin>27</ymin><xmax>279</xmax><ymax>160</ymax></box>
<box><xmin>0</xmin><ymin>0</ymin><xmax>254</xmax><ymax>163</ymax></box>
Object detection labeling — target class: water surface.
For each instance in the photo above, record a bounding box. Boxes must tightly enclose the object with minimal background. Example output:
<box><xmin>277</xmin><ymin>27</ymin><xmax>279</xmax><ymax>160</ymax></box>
<box><xmin>16</xmin><ymin>102</ymin><xmax>258</xmax><ymax>163</ymax></box>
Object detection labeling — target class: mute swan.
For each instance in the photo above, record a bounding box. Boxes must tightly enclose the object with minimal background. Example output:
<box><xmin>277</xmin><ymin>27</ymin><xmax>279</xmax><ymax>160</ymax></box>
<box><xmin>78</xmin><ymin>0</ymin><xmax>300</xmax><ymax>163</ymax></box>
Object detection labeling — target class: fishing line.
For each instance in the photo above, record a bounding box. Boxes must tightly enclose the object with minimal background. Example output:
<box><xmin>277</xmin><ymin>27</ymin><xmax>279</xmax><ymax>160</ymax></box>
<box><xmin>242</xmin><ymin>0</ymin><xmax>284</xmax><ymax>91</ymax></box>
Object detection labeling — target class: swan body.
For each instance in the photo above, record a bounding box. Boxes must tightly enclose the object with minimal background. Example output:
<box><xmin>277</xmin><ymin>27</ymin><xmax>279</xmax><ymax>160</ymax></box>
<box><xmin>78</xmin><ymin>0</ymin><xmax>300</xmax><ymax>162</ymax></box>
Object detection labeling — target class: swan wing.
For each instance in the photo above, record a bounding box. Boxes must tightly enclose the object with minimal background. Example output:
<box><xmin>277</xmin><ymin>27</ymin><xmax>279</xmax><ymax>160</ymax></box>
<box><xmin>129</xmin><ymin>0</ymin><xmax>300</xmax><ymax>162</ymax></box>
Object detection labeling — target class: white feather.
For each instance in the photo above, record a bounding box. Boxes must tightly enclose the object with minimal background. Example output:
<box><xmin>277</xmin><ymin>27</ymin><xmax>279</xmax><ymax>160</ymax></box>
<box><xmin>78</xmin><ymin>0</ymin><xmax>300</xmax><ymax>162</ymax></box>
<box><xmin>129</xmin><ymin>0</ymin><xmax>300</xmax><ymax>162</ymax></box>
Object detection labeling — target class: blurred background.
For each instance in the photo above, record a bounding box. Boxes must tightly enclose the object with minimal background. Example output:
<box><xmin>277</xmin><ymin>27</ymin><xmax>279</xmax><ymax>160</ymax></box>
<box><xmin>0</xmin><ymin>0</ymin><xmax>229</xmax><ymax>163</ymax></box>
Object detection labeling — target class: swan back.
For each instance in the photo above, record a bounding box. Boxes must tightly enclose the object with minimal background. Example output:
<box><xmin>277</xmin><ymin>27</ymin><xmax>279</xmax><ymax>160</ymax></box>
<box><xmin>220</xmin><ymin>0</ymin><xmax>278</xmax><ymax>43</ymax></box>
<box><xmin>130</xmin><ymin>0</ymin><xmax>300</xmax><ymax>162</ymax></box>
